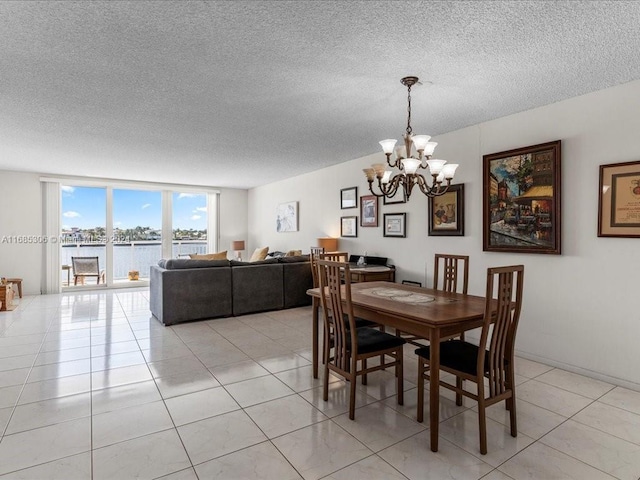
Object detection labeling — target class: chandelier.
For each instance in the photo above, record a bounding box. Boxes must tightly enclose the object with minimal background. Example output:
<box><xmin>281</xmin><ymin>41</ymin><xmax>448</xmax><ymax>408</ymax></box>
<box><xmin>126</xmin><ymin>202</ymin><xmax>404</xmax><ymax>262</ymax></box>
<box><xmin>363</xmin><ymin>76</ymin><xmax>458</xmax><ymax>200</ymax></box>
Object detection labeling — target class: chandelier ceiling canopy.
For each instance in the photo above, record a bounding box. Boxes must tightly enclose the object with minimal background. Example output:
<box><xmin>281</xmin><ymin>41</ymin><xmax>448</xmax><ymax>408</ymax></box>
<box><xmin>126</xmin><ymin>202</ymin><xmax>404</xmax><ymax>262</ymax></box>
<box><xmin>363</xmin><ymin>76</ymin><xmax>458</xmax><ymax>200</ymax></box>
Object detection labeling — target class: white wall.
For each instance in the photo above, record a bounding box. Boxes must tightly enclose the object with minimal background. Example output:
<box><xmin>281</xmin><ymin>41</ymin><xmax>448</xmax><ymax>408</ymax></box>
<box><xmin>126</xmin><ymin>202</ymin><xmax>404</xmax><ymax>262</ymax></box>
<box><xmin>0</xmin><ymin>170</ymin><xmax>249</xmax><ymax>294</ymax></box>
<box><xmin>0</xmin><ymin>171</ymin><xmax>43</xmax><ymax>295</ymax></box>
<box><xmin>219</xmin><ymin>187</ymin><xmax>249</xmax><ymax>257</ymax></box>
<box><xmin>248</xmin><ymin>79</ymin><xmax>640</xmax><ymax>389</ymax></box>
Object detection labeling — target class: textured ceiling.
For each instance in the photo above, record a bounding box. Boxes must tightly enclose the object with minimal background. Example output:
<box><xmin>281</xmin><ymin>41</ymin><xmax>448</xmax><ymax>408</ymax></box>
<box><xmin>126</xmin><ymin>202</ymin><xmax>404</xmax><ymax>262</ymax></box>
<box><xmin>1</xmin><ymin>1</ymin><xmax>640</xmax><ymax>189</ymax></box>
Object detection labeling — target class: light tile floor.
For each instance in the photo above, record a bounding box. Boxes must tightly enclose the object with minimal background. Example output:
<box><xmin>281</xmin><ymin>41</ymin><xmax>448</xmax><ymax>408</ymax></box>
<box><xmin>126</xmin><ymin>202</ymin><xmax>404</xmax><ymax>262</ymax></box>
<box><xmin>0</xmin><ymin>289</ymin><xmax>639</xmax><ymax>479</ymax></box>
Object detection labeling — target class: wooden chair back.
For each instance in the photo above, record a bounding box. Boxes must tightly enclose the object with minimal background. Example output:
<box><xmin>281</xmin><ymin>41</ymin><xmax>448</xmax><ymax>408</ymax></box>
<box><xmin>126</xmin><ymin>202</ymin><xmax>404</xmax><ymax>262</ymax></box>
<box><xmin>479</xmin><ymin>265</ymin><xmax>524</xmax><ymax>398</ymax></box>
<box><xmin>309</xmin><ymin>247</ymin><xmax>325</xmax><ymax>288</ymax></box>
<box><xmin>433</xmin><ymin>253</ymin><xmax>469</xmax><ymax>294</ymax></box>
<box><xmin>319</xmin><ymin>252</ymin><xmax>349</xmax><ymax>262</ymax></box>
<box><xmin>316</xmin><ymin>259</ymin><xmax>357</xmax><ymax>371</ymax></box>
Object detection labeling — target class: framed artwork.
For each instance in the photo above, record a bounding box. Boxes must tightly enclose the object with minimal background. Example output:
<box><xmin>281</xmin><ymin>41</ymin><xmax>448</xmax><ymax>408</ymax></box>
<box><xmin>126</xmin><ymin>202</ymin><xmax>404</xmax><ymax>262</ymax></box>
<box><xmin>598</xmin><ymin>160</ymin><xmax>640</xmax><ymax>237</ymax></box>
<box><xmin>340</xmin><ymin>187</ymin><xmax>357</xmax><ymax>209</ymax></box>
<box><xmin>483</xmin><ymin>140</ymin><xmax>561</xmax><ymax>254</ymax></box>
<box><xmin>383</xmin><ymin>213</ymin><xmax>406</xmax><ymax>238</ymax></box>
<box><xmin>276</xmin><ymin>201</ymin><xmax>298</xmax><ymax>232</ymax></box>
<box><xmin>383</xmin><ymin>188</ymin><xmax>406</xmax><ymax>205</ymax></box>
<box><xmin>360</xmin><ymin>195</ymin><xmax>378</xmax><ymax>227</ymax></box>
<box><xmin>428</xmin><ymin>184</ymin><xmax>464</xmax><ymax>236</ymax></box>
<box><xmin>341</xmin><ymin>216</ymin><xmax>357</xmax><ymax>237</ymax></box>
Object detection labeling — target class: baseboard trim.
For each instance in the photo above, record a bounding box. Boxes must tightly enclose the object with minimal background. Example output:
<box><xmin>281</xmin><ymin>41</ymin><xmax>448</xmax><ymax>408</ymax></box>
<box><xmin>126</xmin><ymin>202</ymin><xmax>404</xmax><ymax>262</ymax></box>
<box><xmin>515</xmin><ymin>348</ymin><xmax>640</xmax><ymax>393</ymax></box>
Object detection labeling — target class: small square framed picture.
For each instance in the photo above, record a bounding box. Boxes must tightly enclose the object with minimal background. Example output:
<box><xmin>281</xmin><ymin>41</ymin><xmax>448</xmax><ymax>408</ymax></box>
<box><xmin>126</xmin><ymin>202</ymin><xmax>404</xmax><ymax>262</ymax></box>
<box><xmin>340</xmin><ymin>187</ymin><xmax>358</xmax><ymax>209</ymax></box>
<box><xmin>341</xmin><ymin>216</ymin><xmax>358</xmax><ymax>237</ymax></box>
<box><xmin>383</xmin><ymin>213</ymin><xmax>406</xmax><ymax>237</ymax></box>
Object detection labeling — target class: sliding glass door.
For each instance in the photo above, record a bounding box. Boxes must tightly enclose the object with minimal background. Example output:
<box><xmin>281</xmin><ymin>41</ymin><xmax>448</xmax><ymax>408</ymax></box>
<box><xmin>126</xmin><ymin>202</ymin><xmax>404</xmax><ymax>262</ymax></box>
<box><xmin>112</xmin><ymin>189</ymin><xmax>162</xmax><ymax>284</ymax></box>
<box><xmin>56</xmin><ymin>182</ymin><xmax>216</xmax><ymax>291</ymax></box>
<box><xmin>60</xmin><ymin>186</ymin><xmax>107</xmax><ymax>288</ymax></box>
<box><xmin>172</xmin><ymin>192</ymin><xmax>208</xmax><ymax>258</ymax></box>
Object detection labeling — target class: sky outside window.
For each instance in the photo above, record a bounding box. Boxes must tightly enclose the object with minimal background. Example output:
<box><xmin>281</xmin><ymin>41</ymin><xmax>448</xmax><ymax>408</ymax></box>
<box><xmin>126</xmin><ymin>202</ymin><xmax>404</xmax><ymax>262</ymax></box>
<box><xmin>61</xmin><ymin>186</ymin><xmax>207</xmax><ymax>231</ymax></box>
<box><xmin>61</xmin><ymin>186</ymin><xmax>106</xmax><ymax>229</ymax></box>
<box><xmin>172</xmin><ymin>193</ymin><xmax>207</xmax><ymax>231</ymax></box>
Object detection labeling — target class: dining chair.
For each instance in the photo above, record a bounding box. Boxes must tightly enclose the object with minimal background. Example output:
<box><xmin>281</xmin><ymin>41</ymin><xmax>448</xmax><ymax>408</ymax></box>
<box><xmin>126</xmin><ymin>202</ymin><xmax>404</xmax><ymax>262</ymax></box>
<box><xmin>317</xmin><ymin>258</ymin><xmax>406</xmax><ymax>419</ymax></box>
<box><xmin>397</xmin><ymin>253</ymin><xmax>470</xmax><ymax>346</ymax></box>
<box><xmin>433</xmin><ymin>253</ymin><xmax>469</xmax><ymax>295</ymax></box>
<box><xmin>310</xmin><ymin>247</ymin><xmax>325</xmax><ymax>378</ymax></box>
<box><xmin>309</xmin><ymin>247</ymin><xmax>325</xmax><ymax>290</ymax></box>
<box><xmin>71</xmin><ymin>256</ymin><xmax>102</xmax><ymax>285</ymax></box>
<box><xmin>318</xmin><ymin>251</ymin><xmax>349</xmax><ymax>262</ymax></box>
<box><xmin>415</xmin><ymin>264</ymin><xmax>524</xmax><ymax>454</ymax></box>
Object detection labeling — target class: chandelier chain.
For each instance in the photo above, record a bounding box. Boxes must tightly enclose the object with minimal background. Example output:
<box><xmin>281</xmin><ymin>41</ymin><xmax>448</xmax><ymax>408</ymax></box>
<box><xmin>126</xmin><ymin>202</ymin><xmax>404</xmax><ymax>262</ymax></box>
<box><xmin>406</xmin><ymin>84</ymin><xmax>412</xmax><ymax>136</ymax></box>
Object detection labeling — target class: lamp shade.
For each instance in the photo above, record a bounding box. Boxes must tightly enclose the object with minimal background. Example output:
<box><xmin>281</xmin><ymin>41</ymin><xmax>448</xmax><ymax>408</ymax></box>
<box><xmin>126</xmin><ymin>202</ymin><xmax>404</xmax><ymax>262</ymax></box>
<box><xmin>231</xmin><ymin>240</ymin><xmax>245</xmax><ymax>251</ymax></box>
<box><xmin>317</xmin><ymin>237</ymin><xmax>338</xmax><ymax>252</ymax></box>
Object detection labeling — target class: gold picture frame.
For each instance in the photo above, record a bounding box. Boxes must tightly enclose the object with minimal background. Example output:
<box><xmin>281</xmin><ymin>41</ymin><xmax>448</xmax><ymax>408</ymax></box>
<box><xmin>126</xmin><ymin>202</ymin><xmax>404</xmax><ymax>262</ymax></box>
<box><xmin>428</xmin><ymin>184</ymin><xmax>464</xmax><ymax>236</ymax></box>
<box><xmin>598</xmin><ymin>160</ymin><xmax>640</xmax><ymax>237</ymax></box>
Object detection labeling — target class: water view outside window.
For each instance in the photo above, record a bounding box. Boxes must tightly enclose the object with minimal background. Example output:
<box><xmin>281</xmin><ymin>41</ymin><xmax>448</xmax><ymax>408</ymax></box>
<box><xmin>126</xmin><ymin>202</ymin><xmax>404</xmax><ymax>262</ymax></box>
<box><xmin>60</xmin><ymin>186</ymin><xmax>107</xmax><ymax>286</ymax></box>
<box><xmin>60</xmin><ymin>186</ymin><xmax>209</xmax><ymax>288</ymax></box>
<box><xmin>113</xmin><ymin>189</ymin><xmax>162</xmax><ymax>281</ymax></box>
<box><xmin>172</xmin><ymin>192</ymin><xmax>207</xmax><ymax>257</ymax></box>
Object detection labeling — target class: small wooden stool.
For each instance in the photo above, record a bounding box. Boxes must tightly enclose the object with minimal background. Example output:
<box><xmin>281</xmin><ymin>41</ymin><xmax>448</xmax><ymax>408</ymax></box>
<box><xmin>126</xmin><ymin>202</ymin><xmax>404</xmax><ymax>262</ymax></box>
<box><xmin>6</xmin><ymin>278</ymin><xmax>23</xmax><ymax>298</ymax></box>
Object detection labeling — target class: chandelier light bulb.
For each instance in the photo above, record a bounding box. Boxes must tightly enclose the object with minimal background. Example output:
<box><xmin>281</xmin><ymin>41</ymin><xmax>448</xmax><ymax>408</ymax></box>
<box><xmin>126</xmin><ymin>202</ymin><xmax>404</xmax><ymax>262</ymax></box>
<box><xmin>395</xmin><ymin>145</ymin><xmax>407</xmax><ymax>160</ymax></box>
<box><xmin>426</xmin><ymin>159</ymin><xmax>447</xmax><ymax>175</ymax></box>
<box><xmin>402</xmin><ymin>158</ymin><xmax>422</xmax><ymax>175</ymax></box>
<box><xmin>411</xmin><ymin>135</ymin><xmax>431</xmax><ymax>152</ymax></box>
<box><xmin>423</xmin><ymin>142</ymin><xmax>438</xmax><ymax>156</ymax></box>
<box><xmin>379</xmin><ymin>139</ymin><xmax>397</xmax><ymax>154</ymax></box>
<box><xmin>442</xmin><ymin>163</ymin><xmax>459</xmax><ymax>179</ymax></box>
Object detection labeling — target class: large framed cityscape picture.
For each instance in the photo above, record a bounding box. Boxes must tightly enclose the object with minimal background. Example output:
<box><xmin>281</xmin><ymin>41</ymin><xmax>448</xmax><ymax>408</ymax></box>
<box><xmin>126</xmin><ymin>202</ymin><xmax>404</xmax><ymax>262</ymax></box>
<box><xmin>598</xmin><ymin>160</ymin><xmax>640</xmax><ymax>237</ymax></box>
<box><xmin>483</xmin><ymin>140</ymin><xmax>561</xmax><ymax>254</ymax></box>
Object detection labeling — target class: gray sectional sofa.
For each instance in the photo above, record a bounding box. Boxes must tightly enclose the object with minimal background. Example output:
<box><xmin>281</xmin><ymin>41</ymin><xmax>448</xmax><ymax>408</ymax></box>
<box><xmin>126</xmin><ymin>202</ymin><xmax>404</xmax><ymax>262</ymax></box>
<box><xmin>149</xmin><ymin>255</ymin><xmax>313</xmax><ymax>326</ymax></box>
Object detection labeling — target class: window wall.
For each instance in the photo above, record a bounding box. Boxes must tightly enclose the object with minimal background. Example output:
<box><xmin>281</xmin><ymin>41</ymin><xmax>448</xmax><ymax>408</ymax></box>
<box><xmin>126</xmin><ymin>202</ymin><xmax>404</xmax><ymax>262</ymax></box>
<box><xmin>172</xmin><ymin>192</ymin><xmax>208</xmax><ymax>258</ymax></box>
<box><xmin>56</xmin><ymin>181</ymin><xmax>218</xmax><ymax>290</ymax></box>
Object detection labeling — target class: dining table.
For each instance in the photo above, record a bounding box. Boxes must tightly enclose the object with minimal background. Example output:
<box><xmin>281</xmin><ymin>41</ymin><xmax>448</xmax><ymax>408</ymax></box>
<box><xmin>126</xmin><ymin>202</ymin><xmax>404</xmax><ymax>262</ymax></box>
<box><xmin>307</xmin><ymin>280</ymin><xmax>490</xmax><ymax>452</ymax></box>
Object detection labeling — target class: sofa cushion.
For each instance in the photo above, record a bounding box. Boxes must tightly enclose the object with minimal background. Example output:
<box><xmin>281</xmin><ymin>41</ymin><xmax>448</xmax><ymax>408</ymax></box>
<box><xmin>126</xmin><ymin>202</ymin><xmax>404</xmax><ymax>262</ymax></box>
<box><xmin>230</xmin><ymin>258</ymin><xmax>279</xmax><ymax>266</ymax></box>
<box><xmin>189</xmin><ymin>251</ymin><xmax>228</xmax><ymax>260</ymax></box>
<box><xmin>282</xmin><ymin>259</ymin><xmax>313</xmax><ymax>308</ymax></box>
<box><xmin>249</xmin><ymin>246</ymin><xmax>269</xmax><ymax>262</ymax></box>
<box><xmin>150</xmin><ymin>264</ymin><xmax>232</xmax><ymax>326</ymax></box>
<box><xmin>285</xmin><ymin>249</ymin><xmax>302</xmax><ymax>257</ymax></box>
<box><xmin>232</xmin><ymin>263</ymin><xmax>284</xmax><ymax>315</ymax></box>
<box><xmin>278</xmin><ymin>255</ymin><xmax>310</xmax><ymax>263</ymax></box>
<box><xmin>163</xmin><ymin>259</ymin><xmax>231</xmax><ymax>269</ymax></box>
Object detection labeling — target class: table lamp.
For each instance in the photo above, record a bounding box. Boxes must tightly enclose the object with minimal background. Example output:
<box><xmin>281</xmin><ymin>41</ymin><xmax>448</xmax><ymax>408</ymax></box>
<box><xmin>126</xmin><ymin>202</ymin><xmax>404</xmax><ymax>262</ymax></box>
<box><xmin>232</xmin><ymin>240</ymin><xmax>245</xmax><ymax>261</ymax></box>
<box><xmin>317</xmin><ymin>237</ymin><xmax>338</xmax><ymax>252</ymax></box>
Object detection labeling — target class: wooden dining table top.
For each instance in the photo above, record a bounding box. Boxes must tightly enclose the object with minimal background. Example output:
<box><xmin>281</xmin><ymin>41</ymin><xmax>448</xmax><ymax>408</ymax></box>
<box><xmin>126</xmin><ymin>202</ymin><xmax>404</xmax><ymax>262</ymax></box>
<box><xmin>307</xmin><ymin>281</ymin><xmax>488</xmax><ymax>328</ymax></box>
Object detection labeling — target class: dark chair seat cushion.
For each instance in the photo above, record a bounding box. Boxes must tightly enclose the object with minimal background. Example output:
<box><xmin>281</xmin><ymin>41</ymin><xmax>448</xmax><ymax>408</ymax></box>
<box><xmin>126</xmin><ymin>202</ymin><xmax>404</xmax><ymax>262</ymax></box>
<box><xmin>354</xmin><ymin>317</ymin><xmax>377</xmax><ymax>328</ymax></box>
<box><xmin>350</xmin><ymin>327</ymin><xmax>406</xmax><ymax>354</ymax></box>
<box><xmin>416</xmin><ymin>340</ymin><xmax>488</xmax><ymax>376</ymax></box>
<box><xmin>334</xmin><ymin>314</ymin><xmax>377</xmax><ymax>329</ymax></box>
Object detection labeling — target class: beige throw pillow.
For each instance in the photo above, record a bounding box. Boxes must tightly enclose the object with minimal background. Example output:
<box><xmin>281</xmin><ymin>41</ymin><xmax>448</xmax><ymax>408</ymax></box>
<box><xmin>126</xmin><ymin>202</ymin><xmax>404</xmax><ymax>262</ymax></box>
<box><xmin>189</xmin><ymin>251</ymin><xmax>228</xmax><ymax>260</ymax></box>
<box><xmin>285</xmin><ymin>249</ymin><xmax>302</xmax><ymax>257</ymax></box>
<box><xmin>249</xmin><ymin>246</ymin><xmax>269</xmax><ymax>262</ymax></box>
